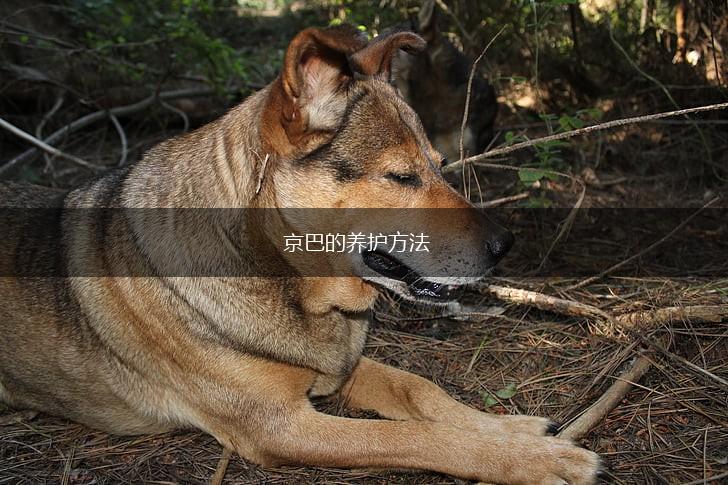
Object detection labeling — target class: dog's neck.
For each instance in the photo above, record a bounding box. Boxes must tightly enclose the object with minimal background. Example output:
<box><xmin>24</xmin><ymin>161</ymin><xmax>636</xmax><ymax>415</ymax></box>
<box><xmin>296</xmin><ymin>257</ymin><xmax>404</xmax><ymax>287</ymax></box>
<box><xmin>118</xmin><ymin>87</ymin><xmax>272</xmax><ymax>208</ymax></box>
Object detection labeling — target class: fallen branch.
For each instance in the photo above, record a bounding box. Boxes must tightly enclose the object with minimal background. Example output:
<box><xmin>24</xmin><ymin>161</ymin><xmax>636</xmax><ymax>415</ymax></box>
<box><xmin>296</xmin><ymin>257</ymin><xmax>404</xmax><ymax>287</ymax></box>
<box><xmin>477</xmin><ymin>283</ymin><xmax>727</xmax><ymax>439</ymax></box>
<box><xmin>0</xmin><ymin>116</ymin><xmax>101</xmax><ymax>170</ymax></box>
<box><xmin>0</xmin><ymin>87</ymin><xmax>217</xmax><ymax>177</ymax></box>
<box><xmin>480</xmin><ymin>285</ymin><xmax>727</xmax><ymax>333</ymax></box>
<box><xmin>616</xmin><ymin>305</ymin><xmax>728</xmax><ymax>330</ymax></box>
<box><xmin>476</xmin><ymin>284</ymin><xmax>612</xmax><ymax>323</ymax></box>
<box><xmin>210</xmin><ymin>446</ymin><xmax>232</xmax><ymax>485</ymax></box>
<box><xmin>558</xmin><ymin>355</ymin><xmax>652</xmax><ymax>440</ymax></box>
<box><xmin>443</xmin><ymin>102</ymin><xmax>728</xmax><ymax>174</ymax></box>
<box><xmin>558</xmin><ymin>306</ymin><xmax>728</xmax><ymax>441</ymax></box>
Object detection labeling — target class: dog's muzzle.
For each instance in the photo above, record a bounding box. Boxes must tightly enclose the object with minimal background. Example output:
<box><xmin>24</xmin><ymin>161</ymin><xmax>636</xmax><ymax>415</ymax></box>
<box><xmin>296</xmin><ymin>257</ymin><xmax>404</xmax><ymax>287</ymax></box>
<box><xmin>361</xmin><ymin>227</ymin><xmax>514</xmax><ymax>301</ymax></box>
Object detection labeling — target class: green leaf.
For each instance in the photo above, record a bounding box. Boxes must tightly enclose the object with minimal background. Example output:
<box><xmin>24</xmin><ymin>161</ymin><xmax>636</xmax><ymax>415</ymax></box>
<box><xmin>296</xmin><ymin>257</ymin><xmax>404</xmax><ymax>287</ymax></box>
<box><xmin>570</xmin><ymin>117</ymin><xmax>585</xmax><ymax>128</ymax></box>
<box><xmin>495</xmin><ymin>383</ymin><xmax>518</xmax><ymax>399</ymax></box>
<box><xmin>481</xmin><ymin>393</ymin><xmax>498</xmax><ymax>408</ymax></box>
<box><xmin>518</xmin><ymin>169</ymin><xmax>546</xmax><ymax>183</ymax></box>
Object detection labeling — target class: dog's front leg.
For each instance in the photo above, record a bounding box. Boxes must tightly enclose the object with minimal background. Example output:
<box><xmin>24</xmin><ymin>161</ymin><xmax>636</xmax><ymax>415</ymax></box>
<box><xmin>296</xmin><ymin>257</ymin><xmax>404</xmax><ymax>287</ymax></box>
<box><xmin>195</xmin><ymin>358</ymin><xmax>599</xmax><ymax>483</ymax></box>
<box><xmin>340</xmin><ymin>357</ymin><xmax>558</xmax><ymax>437</ymax></box>
<box><xmin>247</xmin><ymin>403</ymin><xmax>600</xmax><ymax>484</ymax></box>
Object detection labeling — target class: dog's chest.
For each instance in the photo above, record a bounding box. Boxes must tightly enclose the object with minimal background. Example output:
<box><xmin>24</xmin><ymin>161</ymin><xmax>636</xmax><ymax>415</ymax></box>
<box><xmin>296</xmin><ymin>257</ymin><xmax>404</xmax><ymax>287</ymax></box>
<box><xmin>307</xmin><ymin>312</ymin><xmax>369</xmax><ymax>398</ymax></box>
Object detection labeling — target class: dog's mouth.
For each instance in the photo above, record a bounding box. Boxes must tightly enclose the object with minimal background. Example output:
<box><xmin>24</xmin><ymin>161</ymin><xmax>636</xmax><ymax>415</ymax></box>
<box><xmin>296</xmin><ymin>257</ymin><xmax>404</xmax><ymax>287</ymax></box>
<box><xmin>361</xmin><ymin>250</ymin><xmax>461</xmax><ymax>300</ymax></box>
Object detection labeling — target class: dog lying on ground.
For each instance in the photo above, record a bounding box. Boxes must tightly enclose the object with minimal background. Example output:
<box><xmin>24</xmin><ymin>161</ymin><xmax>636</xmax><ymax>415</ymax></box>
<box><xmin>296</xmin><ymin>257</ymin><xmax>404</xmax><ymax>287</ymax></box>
<box><xmin>0</xmin><ymin>25</ymin><xmax>600</xmax><ymax>484</ymax></box>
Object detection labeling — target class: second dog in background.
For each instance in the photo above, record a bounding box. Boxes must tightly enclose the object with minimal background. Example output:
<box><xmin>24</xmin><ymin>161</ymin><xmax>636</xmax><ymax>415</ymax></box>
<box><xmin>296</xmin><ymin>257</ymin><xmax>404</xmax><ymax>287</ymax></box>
<box><xmin>395</xmin><ymin>0</ymin><xmax>498</xmax><ymax>162</ymax></box>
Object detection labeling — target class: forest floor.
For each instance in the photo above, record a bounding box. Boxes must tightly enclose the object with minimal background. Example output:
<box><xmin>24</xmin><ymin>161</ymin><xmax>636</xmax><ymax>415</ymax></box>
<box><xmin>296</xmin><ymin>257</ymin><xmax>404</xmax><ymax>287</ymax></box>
<box><xmin>2</xmin><ymin>100</ymin><xmax>726</xmax><ymax>485</ymax></box>
<box><xmin>1</xmin><ymin>7</ymin><xmax>728</xmax><ymax>485</ymax></box>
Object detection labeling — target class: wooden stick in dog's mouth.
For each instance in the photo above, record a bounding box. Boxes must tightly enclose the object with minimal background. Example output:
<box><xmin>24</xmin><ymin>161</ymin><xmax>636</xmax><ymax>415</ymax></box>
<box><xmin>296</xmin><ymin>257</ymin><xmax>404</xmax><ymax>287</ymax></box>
<box><xmin>361</xmin><ymin>249</ymin><xmax>462</xmax><ymax>300</ymax></box>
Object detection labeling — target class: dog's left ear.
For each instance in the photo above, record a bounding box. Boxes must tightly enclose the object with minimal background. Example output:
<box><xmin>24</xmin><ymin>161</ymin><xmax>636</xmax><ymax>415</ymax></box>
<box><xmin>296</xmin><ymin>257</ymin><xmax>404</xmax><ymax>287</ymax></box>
<box><xmin>349</xmin><ymin>31</ymin><xmax>426</xmax><ymax>81</ymax></box>
<box><xmin>280</xmin><ymin>25</ymin><xmax>366</xmax><ymax>136</ymax></box>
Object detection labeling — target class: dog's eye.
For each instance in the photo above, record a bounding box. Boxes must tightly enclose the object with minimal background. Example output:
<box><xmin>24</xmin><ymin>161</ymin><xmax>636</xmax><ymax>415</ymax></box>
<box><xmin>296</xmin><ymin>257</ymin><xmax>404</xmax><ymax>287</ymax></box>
<box><xmin>385</xmin><ymin>172</ymin><xmax>422</xmax><ymax>187</ymax></box>
<box><xmin>440</xmin><ymin>157</ymin><xmax>450</xmax><ymax>167</ymax></box>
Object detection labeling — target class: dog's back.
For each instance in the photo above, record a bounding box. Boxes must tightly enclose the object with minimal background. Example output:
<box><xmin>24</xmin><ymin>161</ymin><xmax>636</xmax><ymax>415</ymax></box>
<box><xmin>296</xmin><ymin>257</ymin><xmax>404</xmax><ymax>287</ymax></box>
<box><xmin>0</xmin><ymin>181</ymin><xmax>171</xmax><ymax>434</ymax></box>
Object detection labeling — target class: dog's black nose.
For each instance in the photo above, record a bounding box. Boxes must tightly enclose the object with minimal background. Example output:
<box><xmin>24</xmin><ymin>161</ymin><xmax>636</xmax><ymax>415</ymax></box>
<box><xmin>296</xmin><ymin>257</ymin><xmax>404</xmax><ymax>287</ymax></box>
<box><xmin>486</xmin><ymin>229</ymin><xmax>514</xmax><ymax>262</ymax></box>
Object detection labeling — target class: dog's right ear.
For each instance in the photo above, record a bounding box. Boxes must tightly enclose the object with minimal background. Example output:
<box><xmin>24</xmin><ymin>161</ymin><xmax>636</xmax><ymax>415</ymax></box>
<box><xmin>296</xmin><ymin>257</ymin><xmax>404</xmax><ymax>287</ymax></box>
<box><xmin>417</xmin><ymin>0</ymin><xmax>438</xmax><ymax>43</ymax></box>
<box><xmin>278</xmin><ymin>25</ymin><xmax>366</xmax><ymax>141</ymax></box>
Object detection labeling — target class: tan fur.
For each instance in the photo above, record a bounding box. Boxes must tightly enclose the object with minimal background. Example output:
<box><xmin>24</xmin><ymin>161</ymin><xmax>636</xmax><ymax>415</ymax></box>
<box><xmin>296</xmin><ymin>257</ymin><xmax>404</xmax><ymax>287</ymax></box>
<box><xmin>0</xmin><ymin>26</ymin><xmax>599</xmax><ymax>484</ymax></box>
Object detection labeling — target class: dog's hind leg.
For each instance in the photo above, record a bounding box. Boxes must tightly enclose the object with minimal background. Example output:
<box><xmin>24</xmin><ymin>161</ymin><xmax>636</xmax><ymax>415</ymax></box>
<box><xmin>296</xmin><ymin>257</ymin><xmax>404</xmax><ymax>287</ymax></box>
<box><xmin>339</xmin><ymin>357</ymin><xmax>558</xmax><ymax>436</ymax></box>
<box><xmin>237</xmin><ymin>401</ymin><xmax>600</xmax><ymax>485</ymax></box>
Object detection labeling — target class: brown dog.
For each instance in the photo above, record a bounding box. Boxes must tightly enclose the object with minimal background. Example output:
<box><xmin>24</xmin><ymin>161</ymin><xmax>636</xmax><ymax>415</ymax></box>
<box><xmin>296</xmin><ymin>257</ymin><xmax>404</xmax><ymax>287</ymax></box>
<box><xmin>0</xmin><ymin>26</ymin><xmax>600</xmax><ymax>484</ymax></box>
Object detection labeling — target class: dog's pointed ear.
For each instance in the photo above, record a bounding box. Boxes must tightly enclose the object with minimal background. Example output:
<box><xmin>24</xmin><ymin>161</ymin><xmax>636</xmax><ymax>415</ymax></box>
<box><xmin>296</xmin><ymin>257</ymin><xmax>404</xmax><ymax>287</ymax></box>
<box><xmin>349</xmin><ymin>31</ymin><xmax>426</xmax><ymax>81</ymax></box>
<box><xmin>280</xmin><ymin>25</ymin><xmax>366</xmax><ymax>133</ymax></box>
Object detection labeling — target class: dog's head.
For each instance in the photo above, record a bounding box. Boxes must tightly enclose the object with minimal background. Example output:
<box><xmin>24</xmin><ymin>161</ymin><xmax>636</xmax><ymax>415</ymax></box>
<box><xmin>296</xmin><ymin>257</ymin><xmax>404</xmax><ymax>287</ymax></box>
<box><xmin>258</xmin><ymin>25</ymin><xmax>512</xmax><ymax>312</ymax></box>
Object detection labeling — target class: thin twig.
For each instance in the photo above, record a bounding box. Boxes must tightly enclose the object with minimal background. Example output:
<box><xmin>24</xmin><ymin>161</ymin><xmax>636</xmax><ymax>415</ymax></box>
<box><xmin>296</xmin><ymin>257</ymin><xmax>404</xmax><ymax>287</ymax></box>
<box><xmin>558</xmin><ymin>355</ymin><xmax>653</xmax><ymax>440</ymax></box>
<box><xmin>36</xmin><ymin>94</ymin><xmax>64</xmax><ymax>169</ymax></box>
<box><xmin>108</xmin><ymin>114</ymin><xmax>128</xmax><ymax>167</ymax></box>
<box><xmin>565</xmin><ymin>197</ymin><xmax>720</xmax><ymax>290</ymax></box>
<box><xmin>475</xmin><ymin>192</ymin><xmax>529</xmax><ymax>208</ymax></box>
<box><xmin>0</xmin><ymin>116</ymin><xmax>101</xmax><ymax>170</ymax></box>
<box><xmin>536</xmin><ymin>180</ymin><xmax>585</xmax><ymax>273</ymax></box>
<box><xmin>210</xmin><ymin>446</ymin><xmax>232</xmax><ymax>485</ymax></box>
<box><xmin>0</xmin><ymin>87</ymin><xmax>217</xmax><ymax>177</ymax></box>
<box><xmin>638</xmin><ymin>335</ymin><xmax>728</xmax><ymax>391</ymax></box>
<box><xmin>459</xmin><ymin>26</ymin><xmax>505</xmax><ymax>164</ymax></box>
<box><xmin>442</xmin><ymin>102</ymin><xmax>728</xmax><ymax>174</ymax></box>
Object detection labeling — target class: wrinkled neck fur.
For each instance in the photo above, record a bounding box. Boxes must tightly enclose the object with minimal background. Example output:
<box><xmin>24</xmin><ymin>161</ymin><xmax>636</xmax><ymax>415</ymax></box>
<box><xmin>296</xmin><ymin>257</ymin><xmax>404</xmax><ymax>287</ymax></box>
<box><xmin>121</xmin><ymin>87</ymin><xmax>273</xmax><ymax>208</ymax></box>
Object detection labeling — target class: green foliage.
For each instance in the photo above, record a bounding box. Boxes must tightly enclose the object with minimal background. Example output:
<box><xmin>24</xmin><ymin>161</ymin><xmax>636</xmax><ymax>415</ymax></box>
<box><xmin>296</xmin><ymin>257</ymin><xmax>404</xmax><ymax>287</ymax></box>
<box><xmin>509</xmin><ymin>108</ymin><xmax>602</xmax><ymax>191</ymax></box>
<box><xmin>481</xmin><ymin>383</ymin><xmax>518</xmax><ymax>408</ymax></box>
<box><xmin>314</xmin><ymin>0</ymin><xmax>419</xmax><ymax>34</ymax></box>
<box><xmin>68</xmin><ymin>0</ymin><xmax>248</xmax><ymax>88</ymax></box>
<box><xmin>507</xmin><ymin>108</ymin><xmax>601</xmax><ymax>206</ymax></box>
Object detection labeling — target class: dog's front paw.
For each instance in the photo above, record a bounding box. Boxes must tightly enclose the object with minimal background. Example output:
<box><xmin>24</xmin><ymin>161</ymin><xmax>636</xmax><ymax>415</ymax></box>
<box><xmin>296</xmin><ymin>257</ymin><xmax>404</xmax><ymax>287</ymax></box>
<box><xmin>539</xmin><ymin>437</ymin><xmax>601</xmax><ymax>485</ymax></box>
<box><xmin>475</xmin><ymin>435</ymin><xmax>601</xmax><ymax>485</ymax></box>
<box><xmin>521</xmin><ymin>436</ymin><xmax>601</xmax><ymax>485</ymax></box>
